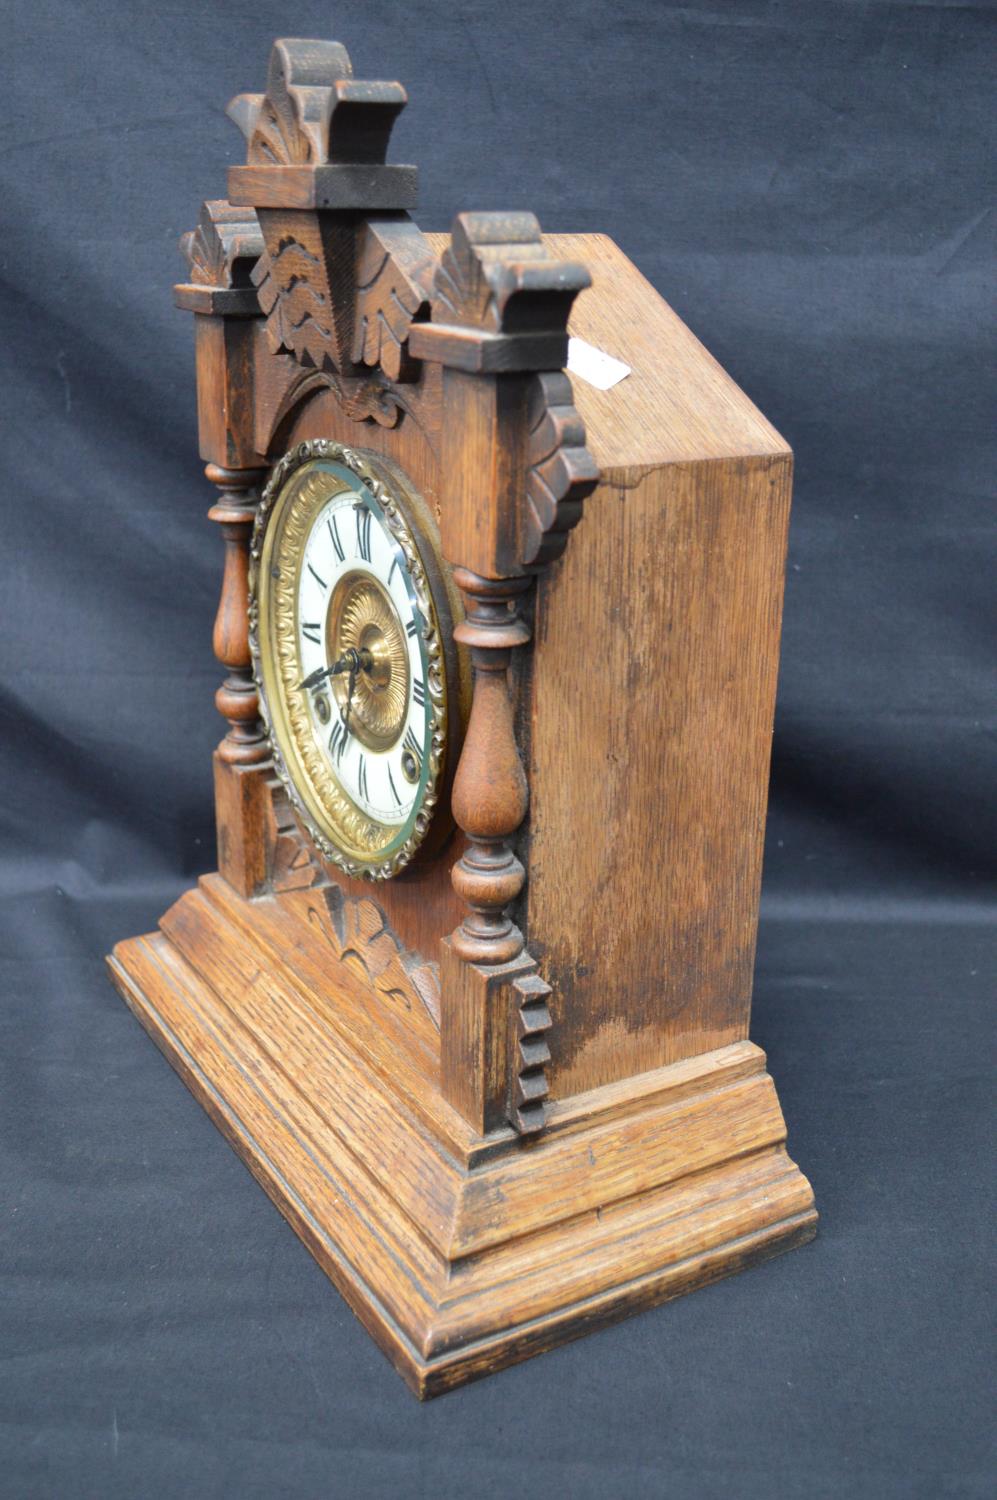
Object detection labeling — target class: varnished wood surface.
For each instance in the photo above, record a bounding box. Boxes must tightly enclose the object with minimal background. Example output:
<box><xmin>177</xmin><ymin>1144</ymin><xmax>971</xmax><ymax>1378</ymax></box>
<box><xmin>109</xmin><ymin>886</ymin><xmax>815</xmax><ymax>1397</ymax></box>
<box><xmin>528</xmin><ymin>451</ymin><xmax>793</xmax><ymax>1095</ymax></box>
<box><xmin>251</xmin><ymin>230</ymin><xmax>788</xmax><ymax>491</ymax></box>
<box><xmin>245</xmin><ymin>233</ymin><xmax>794</xmax><ymax>1101</ymax></box>
<box><xmin>181</xmin><ymin>230</ymin><xmax>803</xmax><ymax>1123</ymax></box>
<box><xmin>143</xmin><ymin>38</ymin><xmax>818</xmax><ymax>1399</ymax></box>
<box><xmin>546</xmin><ymin>233</ymin><xmax>789</xmax><ymax>467</ymax></box>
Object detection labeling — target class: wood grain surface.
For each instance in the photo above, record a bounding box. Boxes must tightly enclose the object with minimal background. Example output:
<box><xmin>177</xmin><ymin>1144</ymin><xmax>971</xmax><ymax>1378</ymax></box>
<box><xmin>123</xmin><ymin>181</ymin><xmax>818</xmax><ymax>1396</ymax></box>
<box><xmin>109</xmin><ymin>885</ymin><xmax>815</xmax><ymax>1397</ymax></box>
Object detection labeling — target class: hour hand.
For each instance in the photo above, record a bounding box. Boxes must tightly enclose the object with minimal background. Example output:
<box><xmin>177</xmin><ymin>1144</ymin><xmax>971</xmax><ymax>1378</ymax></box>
<box><xmin>297</xmin><ymin>663</ymin><xmax>334</xmax><ymax>692</ymax></box>
<box><xmin>298</xmin><ymin>649</ymin><xmax>373</xmax><ymax>695</ymax></box>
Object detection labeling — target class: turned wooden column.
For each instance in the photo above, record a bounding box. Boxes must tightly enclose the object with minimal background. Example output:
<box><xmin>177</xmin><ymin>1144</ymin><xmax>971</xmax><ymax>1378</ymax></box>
<box><xmin>449</xmin><ymin>569</ymin><xmax>531</xmax><ymax>963</ymax></box>
<box><xmin>412</xmin><ymin>211</ymin><xmax>594</xmax><ymax>1136</ymax></box>
<box><xmin>438</xmin><ymin>569</ymin><xmax>542</xmax><ymax>1135</ymax></box>
<box><xmin>206</xmin><ymin>463</ymin><xmax>269</xmax><ymax>766</ymax></box>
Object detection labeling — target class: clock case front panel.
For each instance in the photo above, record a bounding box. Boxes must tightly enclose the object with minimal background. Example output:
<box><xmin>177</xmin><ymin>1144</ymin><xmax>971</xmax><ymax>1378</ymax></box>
<box><xmin>109</xmin><ymin>38</ymin><xmax>815</xmax><ymax>1398</ymax></box>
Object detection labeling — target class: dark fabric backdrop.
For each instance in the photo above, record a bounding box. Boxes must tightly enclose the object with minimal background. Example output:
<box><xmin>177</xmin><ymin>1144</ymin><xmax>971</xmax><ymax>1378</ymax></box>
<box><xmin>1</xmin><ymin>2</ymin><xmax>993</xmax><ymax>1496</ymax></box>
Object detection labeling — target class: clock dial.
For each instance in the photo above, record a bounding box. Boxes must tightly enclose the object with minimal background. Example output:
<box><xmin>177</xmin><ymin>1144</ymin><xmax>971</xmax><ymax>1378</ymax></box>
<box><xmin>250</xmin><ymin>442</ymin><xmax>451</xmax><ymax>879</ymax></box>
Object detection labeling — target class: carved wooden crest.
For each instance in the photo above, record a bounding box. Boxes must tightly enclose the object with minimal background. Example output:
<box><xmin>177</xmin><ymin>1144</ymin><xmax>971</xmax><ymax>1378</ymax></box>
<box><xmin>225</xmin><ymin>39</ymin><xmax>428</xmax><ymax>379</ymax></box>
<box><xmin>228</xmin><ymin>38</ymin><xmax>406</xmax><ymax>169</ymax></box>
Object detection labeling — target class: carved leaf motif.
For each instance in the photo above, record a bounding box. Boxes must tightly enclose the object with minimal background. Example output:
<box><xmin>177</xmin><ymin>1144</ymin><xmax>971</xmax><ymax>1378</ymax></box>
<box><xmin>227</xmin><ymin>39</ymin><xmax>407</xmax><ymax>170</ymax></box>
<box><xmin>243</xmin><ymin>39</ymin><xmax>354</xmax><ymax>165</ymax></box>
<box><xmin>179</xmin><ymin>199</ymin><xmax>263</xmax><ymax>289</ymax></box>
<box><xmin>352</xmin><ymin>219</ymin><xmax>435</xmax><ymax>381</ymax></box>
<box><xmin>252</xmin><ymin>218</ymin><xmax>343</xmax><ymax>368</ymax></box>
<box><xmin>430</xmin><ymin>212</ymin><xmax>590</xmax><ymax>337</ymax></box>
<box><xmin>523</xmin><ymin>372</ymin><xmax>599</xmax><ymax>567</ymax></box>
<box><xmin>254</xmin><ymin>214</ymin><xmax>435</xmax><ymax>385</ymax></box>
<box><xmin>324</xmin><ymin>886</ymin><xmax>441</xmax><ymax>1029</ymax></box>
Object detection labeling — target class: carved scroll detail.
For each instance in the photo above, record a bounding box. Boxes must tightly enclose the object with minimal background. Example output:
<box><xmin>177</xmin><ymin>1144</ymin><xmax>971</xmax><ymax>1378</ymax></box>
<box><xmin>180</xmin><ymin>199</ymin><xmax>263</xmax><ymax>288</ymax></box>
<box><xmin>264</xmin><ymin>366</ymin><xmax>404</xmax><ymax>445</ymax></box>
<box><xmin>228</xmin><ymin>38</ymin><xmax>405</xmax><ymax>168</ymax></box>
<box><xmin>312</xmin><ymin>886</ymin><xmax>441</xmax><ymax>1030</ymax></box>
<box><xmin>524</xmin><ymin>371</ymin><xmax>599</xmax><ymax>567</ymax></box>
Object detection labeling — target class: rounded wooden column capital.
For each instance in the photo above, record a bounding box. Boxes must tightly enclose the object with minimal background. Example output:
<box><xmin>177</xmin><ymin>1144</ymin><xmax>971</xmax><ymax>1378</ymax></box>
<box><xmin>452</xmin><ymin>568</ymin><xmax>531</xmax><ymax>652</ymax></box>
<box><xmin>204</xmin><ymin>461</ymin><xmax>267</xmax><ymax>489</ymax></box>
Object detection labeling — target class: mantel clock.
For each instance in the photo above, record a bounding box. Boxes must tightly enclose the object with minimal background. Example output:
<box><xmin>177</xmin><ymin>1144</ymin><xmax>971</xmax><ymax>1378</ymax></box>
<box><xmin>109</xmin><ymin>37</ymin><xmax>817</xmax><ymax>1397</ymax></box>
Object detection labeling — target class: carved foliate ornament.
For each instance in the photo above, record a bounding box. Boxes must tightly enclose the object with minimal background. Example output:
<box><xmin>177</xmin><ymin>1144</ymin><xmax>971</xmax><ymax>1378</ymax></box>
<box><xmin>227</xmin><ymin>38</ymin><xmax>423</xmax><ymax>380</ymax></box>
<box><xmin>431</xmin><ymin>211</ymin><xmax>589</xmax><ymax>341</ymax></box>
<box><xmin>524</xmin><ymin>372</ymin><xmax>599</xmax><ymax>566</ymax></box>
<box><xmin>180</xmin><ymin>199</ymin><xmax>263</xmax><ymax>288</ymax></box>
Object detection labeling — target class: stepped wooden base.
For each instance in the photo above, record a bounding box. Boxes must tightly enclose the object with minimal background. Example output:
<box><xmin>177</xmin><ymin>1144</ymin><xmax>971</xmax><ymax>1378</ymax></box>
<box><xmin>107</xmin><ymin>875</ymin><xmax>816</xmax><ymax>1398</ymax></box>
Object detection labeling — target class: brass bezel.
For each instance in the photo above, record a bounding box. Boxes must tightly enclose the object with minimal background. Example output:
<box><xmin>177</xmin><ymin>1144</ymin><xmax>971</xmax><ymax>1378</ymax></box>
<box><xmin>248</xmin><ymin>440</ymin><xmax>449</xmax><ymax>880</ymax></box>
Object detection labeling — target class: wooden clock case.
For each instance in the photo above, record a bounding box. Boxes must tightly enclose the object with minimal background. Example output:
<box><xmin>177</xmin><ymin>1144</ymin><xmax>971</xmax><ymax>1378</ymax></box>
<box><xmin>108</xmin><ymin>38</ymin><xmax>817</xmax><ymax>1397</ymax></box>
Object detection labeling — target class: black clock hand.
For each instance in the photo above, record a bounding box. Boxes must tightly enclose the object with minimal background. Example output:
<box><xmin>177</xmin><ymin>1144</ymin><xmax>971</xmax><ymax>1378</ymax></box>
<box><xmin>342</xmin><ymin>656</ymin><xmax>359</xmax><ymax>734</ymax></box>
<box><xmin>297</xmin><ymin>662</ymin><xmax>335</xmax><ymax>692</ymax></box>
<box><xmin>296</xmin><ymin>648</ymin><xmax>373</xmax><ymax>694</ymax></box>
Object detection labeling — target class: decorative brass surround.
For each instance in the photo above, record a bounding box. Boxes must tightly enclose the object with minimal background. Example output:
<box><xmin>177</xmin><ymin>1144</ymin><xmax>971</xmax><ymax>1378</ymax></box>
<box><xmin>248</xmin><ymin>441</ymin><xmax>448</xmax><ymax>880</ymax></box>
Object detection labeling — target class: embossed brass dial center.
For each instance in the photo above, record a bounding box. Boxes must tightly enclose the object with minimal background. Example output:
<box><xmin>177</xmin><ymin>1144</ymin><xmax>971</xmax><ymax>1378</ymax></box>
<box><xmin>327</xmin><ymin>572</ymin><xmax>410</xmax><ymax>751</ymax></box>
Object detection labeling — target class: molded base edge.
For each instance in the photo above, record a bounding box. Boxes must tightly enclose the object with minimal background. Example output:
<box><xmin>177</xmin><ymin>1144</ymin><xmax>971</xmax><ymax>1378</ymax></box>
<box><xmin>107</xmin><ymin>889</ymin><xmax>817</xmax><ymax>1398</ymax></box>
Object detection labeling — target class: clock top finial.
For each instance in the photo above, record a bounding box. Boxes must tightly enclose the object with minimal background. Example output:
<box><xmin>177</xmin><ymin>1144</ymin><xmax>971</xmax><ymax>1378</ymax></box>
<box><xmin>226</xmin><ymin>37</ymin><xmax>416</xmax><ymax>211</ymax></box>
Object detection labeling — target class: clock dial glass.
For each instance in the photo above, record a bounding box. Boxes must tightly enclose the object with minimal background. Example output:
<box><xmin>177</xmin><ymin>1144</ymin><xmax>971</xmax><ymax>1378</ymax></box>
<box><xmin>251</xmin><ymin>443</ymin><xmax>449</xmax><ymax>879</ymax></box>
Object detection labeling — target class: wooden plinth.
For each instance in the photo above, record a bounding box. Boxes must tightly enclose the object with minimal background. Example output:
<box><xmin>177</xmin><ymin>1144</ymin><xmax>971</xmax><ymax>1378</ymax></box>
<box><xmin>107</xmin><ymin>875</ymin><xmax>816</xmax><ymax>1398</ymax></box>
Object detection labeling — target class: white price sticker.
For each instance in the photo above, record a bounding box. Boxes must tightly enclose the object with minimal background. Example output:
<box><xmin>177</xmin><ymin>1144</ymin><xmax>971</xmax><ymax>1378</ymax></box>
<box><xmin>566</xmin><ymin>337</ymin><xmax>631</xmax><ymax>391</ymax></box>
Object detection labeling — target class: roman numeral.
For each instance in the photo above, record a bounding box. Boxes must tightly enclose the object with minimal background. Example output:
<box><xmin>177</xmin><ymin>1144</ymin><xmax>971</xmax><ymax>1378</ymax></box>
<box><xmin>412</xmin><ymin>677</ymin><xmax>425</xmax><ymax>707</ymax></box>
<box><xmin>307</xmin><ymin>561</ymin><xmax>327</xmax><ymax>590</ymax></box>
<box><xmin>405</xmin><ymin>616</ymin><xmax>418</xmax><ymax>637</ymax></box>
<box><xmin>302</xmin><ymin>622</ymin><xmax>322</xmax><ymax>645</ymax></box>
<box><xmin>388</xmin><ymin>556</ymin><xmax>399</xmax><ymax>583</ymax></box>
<box><xmin>386</xmin><ymin>764</ymin><xmax>401</xmax><ymax>807</ymax></box>
<box><xmin>327</xmin><ymin>513</ymin><xmax>345</xmax><ymax>562</ymax></box>
<box><xmin>328</xmin><ymin>719</ymin><xmax>348</xmax><ymax>763</ymax></box>
<box><xmin>357</xmin><ymin>755</ymin><xmax>369</xmax><ymax>802</ymax></box>
<box><xmin>355</xmin><ymin>506</ymin><xmax>372</xmax><ymax>563</ymax></box>
<box><xmin>404</xmin><ymin>726</ymin><xmax>421</xmax><ymax>758</ymax></box>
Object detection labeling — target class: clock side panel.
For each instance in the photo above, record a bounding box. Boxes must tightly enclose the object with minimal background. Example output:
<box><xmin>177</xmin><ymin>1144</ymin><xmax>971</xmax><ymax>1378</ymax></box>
<box><xmin>525</xmin><ymin>451</ymin><xmax>793</xmax><ymax>1099</ymax></box>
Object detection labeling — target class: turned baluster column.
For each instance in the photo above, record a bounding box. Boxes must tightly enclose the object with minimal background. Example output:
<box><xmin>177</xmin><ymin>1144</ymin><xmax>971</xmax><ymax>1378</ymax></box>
<box><xmin>410</xmin><ymin>212</ymin><xmax>595</xmax><ymax>1133</ymax></box>
<box><xmin>449</xmin><ymin>569</ymin><xmax>532</xmax><ymax>963</ymax></box>
<box><xmin>206</xmin><ymin>463</ymin><xmax>270</xmax><ymax>766</ymax></box>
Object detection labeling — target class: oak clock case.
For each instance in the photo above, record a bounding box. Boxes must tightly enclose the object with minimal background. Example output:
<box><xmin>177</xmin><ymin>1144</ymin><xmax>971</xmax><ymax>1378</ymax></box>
<box><xmin>249</xmin><ymin>440</ymin><xmax>458</xmax><ymax>881</ymax></box>
<box><xmin>108</xmin><ymin>35</ymin><xmax>817</xmax><ymax>1400</ymax></box>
